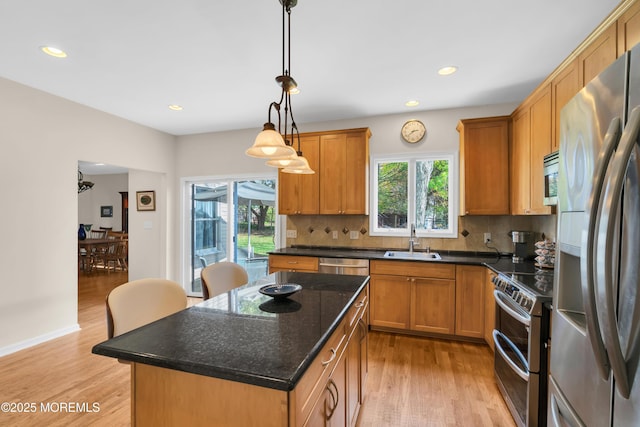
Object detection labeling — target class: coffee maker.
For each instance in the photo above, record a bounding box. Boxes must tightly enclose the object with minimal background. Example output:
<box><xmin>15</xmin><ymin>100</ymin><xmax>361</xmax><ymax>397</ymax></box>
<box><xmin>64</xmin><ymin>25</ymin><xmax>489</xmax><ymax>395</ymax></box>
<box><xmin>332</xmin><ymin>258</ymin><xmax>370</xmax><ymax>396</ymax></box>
<box><xmin>511</xmin><ymin>231</ymin><xmax>535</xmax><ymax>263</ymax></box>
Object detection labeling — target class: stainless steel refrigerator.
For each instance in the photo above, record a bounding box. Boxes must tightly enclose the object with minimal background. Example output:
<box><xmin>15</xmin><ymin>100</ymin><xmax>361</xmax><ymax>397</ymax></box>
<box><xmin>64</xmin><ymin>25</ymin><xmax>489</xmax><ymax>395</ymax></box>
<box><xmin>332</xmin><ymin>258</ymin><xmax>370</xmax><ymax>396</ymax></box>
<box><xmin>548</xmin><ymin>43</ymin><xmax>640</xmax><ymax>426</ymax></box>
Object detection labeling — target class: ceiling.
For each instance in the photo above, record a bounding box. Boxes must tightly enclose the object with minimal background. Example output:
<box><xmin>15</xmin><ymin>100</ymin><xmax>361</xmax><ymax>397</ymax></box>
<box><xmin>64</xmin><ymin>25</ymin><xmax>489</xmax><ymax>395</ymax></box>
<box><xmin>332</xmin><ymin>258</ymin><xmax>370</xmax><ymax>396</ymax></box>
<box><xmin>0</xmin><ymin>1</ymin><xmax>621</xmax><ymax>137</ymax></box>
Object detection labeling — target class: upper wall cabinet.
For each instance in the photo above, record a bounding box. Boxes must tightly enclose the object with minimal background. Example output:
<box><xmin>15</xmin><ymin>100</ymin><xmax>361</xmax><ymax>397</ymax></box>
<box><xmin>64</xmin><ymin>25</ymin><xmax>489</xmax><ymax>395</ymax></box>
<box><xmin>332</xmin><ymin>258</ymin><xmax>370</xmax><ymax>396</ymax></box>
<box><xmin>578</xmin><ymin>23</ymin><xmax>618</xmax><ymax>87</ymax></box>
<box><xmin>551</xmin><ymin>58</ymin><xmax>580</xmax><ymax>152</ymax></box>
<box><xmin>511</xmin><ymin>84</ymin><xmax>552</xmax><ymax>216</ymax></box>
<box><xmin>618</xmin><ymin>0</ymin><xmax>640</xmax><ymax>55</ymax></box>
<box><xmin>278</xmin><ymin>127</ymin><xmax>370</xmax><ymax>215</ymax></box>
<box><xmin>457</xmin><ymin>117</ymin><xmax>510</xmax><ymax>215</ymax></box>
<box><xmin>319</xmin><ymin>128</ymin><xmax>370</xmax><ymax>215</ymax></box>
<box><xmin>278</xmin><ymin>135</ymin><xmax>320</xmax><ymax>215</ymax></box>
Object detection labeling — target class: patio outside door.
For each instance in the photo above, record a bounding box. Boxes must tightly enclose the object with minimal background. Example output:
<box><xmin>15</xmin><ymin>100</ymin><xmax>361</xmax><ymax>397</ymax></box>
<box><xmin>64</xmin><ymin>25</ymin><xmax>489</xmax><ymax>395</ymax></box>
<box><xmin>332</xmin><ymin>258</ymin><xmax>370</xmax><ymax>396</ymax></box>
<box><xmin>188</xmin><ymin>179</ymin><xmax>276</xmax><ymax>296</ymax></box>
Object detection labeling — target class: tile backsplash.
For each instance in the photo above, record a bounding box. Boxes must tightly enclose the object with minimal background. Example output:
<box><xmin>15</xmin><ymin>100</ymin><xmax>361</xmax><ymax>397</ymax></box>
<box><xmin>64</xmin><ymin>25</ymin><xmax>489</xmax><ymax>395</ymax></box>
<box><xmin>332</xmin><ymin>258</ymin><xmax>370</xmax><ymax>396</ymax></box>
<box><xmin>285</xmin><ymin>214</ymin><xmax>557</xmax><ymax>254</ymax></box>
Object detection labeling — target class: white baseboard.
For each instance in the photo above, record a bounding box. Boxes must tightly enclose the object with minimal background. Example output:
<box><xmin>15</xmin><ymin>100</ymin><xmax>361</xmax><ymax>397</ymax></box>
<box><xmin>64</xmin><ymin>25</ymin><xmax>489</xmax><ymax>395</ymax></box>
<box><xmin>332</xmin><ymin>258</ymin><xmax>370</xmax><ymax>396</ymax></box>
<box><xmin>0</xmin><ymin>324</ymin><xmax>81</xmax><ymax>357</ymax></box>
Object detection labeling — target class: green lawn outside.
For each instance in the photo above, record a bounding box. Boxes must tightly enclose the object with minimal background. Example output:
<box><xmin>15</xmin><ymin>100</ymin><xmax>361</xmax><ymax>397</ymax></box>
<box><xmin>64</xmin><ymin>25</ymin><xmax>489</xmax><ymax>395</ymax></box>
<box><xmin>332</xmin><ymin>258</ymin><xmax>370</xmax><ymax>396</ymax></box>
<box><xmin>236</xmin><ymin>233</ymin><xmax>275</xmax><ymax>256</ymax></box>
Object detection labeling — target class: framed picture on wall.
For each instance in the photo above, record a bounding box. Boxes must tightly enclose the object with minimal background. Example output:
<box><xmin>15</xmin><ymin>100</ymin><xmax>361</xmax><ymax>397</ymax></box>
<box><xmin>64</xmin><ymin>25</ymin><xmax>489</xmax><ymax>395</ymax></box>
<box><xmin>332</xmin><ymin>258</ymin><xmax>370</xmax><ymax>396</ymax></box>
<box><xmin>100</xmin><ymin>205</ymin><xmax>113</xmax><ymax>217</ymax></box>
<box><xmin>136</xmin><ymin>190</ymin><xmax>156</xmax><ymax>211</ymax></box>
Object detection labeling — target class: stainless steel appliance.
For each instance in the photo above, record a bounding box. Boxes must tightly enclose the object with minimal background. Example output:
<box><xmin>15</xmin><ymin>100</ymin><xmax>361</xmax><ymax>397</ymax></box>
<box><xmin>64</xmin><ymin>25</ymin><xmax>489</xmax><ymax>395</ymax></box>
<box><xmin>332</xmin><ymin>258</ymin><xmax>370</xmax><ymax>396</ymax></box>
<box><xmin>548</xmin><ymin>43</ymin><xmax>640</xmax><ymax>426</ymax></box>
<box><xmin>543</xmin><ymin>151</ymin><xmax>559</xmax><ymax>206</ymax></box>
<box><xmin>491</xmin><ymin>265</ymin><xmax>553</xmax><ymax>427</ymax></box>
<box><xmin>318</xmin><ymin>258</ymin><xmax>369</xmax><ymax>276</ymax></box>
<box><xmin>511</xmin><ymin>231</ymin><xmax>536</xmax><ymax>263</ymax></box>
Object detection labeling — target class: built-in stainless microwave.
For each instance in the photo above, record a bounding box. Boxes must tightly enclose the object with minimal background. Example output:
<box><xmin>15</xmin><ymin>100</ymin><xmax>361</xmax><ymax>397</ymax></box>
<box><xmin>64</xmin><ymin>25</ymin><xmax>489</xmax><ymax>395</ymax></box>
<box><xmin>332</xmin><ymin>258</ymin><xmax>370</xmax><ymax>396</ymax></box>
<box><xmin>543</xmin><ymin>151</ymin><xmax>559</xmax><ymax>206</ymax></box>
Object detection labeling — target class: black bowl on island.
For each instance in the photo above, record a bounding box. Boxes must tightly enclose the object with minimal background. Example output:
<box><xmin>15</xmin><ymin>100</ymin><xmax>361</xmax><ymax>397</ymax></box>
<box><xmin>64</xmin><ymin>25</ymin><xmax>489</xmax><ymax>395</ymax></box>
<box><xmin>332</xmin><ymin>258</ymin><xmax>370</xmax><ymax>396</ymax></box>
<box><xmin>259</xmin><ymin>283</ymin><xmax>302</xmax><ymax>300</ymax></box>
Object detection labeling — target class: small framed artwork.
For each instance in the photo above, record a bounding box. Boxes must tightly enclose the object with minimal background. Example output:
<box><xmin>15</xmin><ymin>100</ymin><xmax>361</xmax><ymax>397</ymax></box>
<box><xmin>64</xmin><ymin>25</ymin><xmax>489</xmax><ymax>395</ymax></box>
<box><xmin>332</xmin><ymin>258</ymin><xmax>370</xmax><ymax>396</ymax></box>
<box><xmin>100</xmin><ymin>205</ymin><xmax>113</xmax><ymax>217</ymax></box>
<box><xmin>136</xmin><ymin>190</ymin><xmax>156</xmax><ymax>211</ymax></box>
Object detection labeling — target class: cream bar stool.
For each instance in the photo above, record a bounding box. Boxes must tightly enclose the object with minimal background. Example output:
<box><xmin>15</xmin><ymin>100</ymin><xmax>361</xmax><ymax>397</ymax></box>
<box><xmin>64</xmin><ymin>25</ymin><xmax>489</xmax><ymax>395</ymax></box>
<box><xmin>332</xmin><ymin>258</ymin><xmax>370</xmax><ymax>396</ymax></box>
<box><xmin>106</xmin><ymin>278</ymin><xmax>187</xmax><ymax>338</ymax></box>
<box><xmin>200</xmin><ymin>262</ymin><xmax>248</xmax><ymax>300</ymax></box>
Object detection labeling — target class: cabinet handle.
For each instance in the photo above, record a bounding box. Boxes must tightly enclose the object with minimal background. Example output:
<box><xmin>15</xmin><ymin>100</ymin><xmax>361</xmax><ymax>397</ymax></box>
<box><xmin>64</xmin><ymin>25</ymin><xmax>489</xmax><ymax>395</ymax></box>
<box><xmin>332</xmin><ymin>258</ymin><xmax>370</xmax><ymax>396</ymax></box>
<box><xmin>326</xmin><ymin>378</ymin><xmax>339</xmax><ymax>420</ymax></box>
<box><xmin>358</xmin><ymin>318</ymin><xmax>367</xmax><ymax>341</ymax></box>
<box><xmin>322</xmin><ymin>348</ymin><xmax>337</xmax><ymax>366</ymax></box>
<box><xmin>355</xmin><ymin>297</ymin><xmax>367</xmax><ymax>308</ymax></box>
<box><xmin>287</xmin><ymin>261</ymin><xmax>298</xmax><ymax>264</ymax></box>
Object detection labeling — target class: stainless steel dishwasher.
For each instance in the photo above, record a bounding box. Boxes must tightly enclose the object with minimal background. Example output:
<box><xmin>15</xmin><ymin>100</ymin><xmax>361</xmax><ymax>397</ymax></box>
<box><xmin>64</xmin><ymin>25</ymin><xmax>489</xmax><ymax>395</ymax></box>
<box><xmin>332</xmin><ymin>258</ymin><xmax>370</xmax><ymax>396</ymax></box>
<box><xmin>318</xmin><ymin>258</ymin><xmax>369</xmax><ymax>275</ymax></box>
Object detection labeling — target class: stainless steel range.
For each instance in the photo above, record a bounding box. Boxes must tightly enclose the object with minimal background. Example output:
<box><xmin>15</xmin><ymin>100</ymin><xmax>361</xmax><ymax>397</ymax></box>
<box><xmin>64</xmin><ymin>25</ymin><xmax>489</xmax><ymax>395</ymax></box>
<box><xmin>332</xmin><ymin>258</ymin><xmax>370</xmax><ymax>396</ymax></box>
<box><xmin>491</xmin><ymin>266</ymin><xmax>553</xmax><ymax>427</ymax></box>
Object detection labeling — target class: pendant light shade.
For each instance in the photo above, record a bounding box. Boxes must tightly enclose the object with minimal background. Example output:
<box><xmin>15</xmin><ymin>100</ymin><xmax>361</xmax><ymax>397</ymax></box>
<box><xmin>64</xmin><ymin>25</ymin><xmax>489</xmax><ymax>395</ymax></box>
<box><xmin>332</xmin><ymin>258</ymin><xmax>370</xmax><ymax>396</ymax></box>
<box><xmin>282</xmin><ymin>155</ymin><xmax>314</xmax><ymax>174</ymax></box>
<box><xmin>246</xmin><ymin>123</ymin><xmax>296</xmax><ymax>158</ymax></box>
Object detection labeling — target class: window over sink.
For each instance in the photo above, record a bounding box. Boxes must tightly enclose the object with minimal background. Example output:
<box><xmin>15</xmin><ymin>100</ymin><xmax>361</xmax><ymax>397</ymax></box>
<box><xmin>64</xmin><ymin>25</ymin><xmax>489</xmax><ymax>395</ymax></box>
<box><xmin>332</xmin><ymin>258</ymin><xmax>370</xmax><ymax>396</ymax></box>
<box><xmin>370</xmin><ymin>153</ymin><xmax>458</xmax><ymax>238</ymax></box>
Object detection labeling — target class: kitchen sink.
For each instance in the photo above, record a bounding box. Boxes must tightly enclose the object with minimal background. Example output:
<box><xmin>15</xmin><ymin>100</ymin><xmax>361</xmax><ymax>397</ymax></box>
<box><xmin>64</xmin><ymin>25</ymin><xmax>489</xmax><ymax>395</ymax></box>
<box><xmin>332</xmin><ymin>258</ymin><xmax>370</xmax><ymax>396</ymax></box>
<box><xmin>383</xmin><ymin>251</ymin><xmax>441</xmax><ymax>261</ymax></box>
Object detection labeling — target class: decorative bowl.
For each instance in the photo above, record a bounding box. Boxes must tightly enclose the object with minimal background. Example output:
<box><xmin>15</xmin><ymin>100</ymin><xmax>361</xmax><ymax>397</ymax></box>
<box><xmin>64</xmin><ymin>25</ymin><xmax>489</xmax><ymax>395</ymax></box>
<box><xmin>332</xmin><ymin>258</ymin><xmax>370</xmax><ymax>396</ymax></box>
<box><xmin>259</xmin><ymin>283</ymin><xmax>302</xmax><ymax>300</ymax></box>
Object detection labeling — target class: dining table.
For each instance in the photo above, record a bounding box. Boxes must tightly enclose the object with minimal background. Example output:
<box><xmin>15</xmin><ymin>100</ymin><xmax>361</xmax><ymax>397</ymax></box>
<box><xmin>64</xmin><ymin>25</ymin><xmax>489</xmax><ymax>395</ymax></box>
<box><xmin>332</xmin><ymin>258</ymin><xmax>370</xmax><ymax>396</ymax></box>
<box><xmin>78</xmin><ymin>238</ymin><xmax>113</xmax><ymax>272</ymax></box>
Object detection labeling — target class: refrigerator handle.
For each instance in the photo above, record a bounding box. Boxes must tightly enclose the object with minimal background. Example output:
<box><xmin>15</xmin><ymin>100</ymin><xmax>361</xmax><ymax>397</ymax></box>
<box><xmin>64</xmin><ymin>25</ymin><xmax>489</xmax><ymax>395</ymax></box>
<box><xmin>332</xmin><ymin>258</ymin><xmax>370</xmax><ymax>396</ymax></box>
<box><xmin>580</xmin><ymin>116</ymin><xmax>621</xmax><ymax>380</ymax></box>
<box><xmin>598</xmin><ymin>106</ymin><xmax>640</xmax><ymax>399</ymax></box>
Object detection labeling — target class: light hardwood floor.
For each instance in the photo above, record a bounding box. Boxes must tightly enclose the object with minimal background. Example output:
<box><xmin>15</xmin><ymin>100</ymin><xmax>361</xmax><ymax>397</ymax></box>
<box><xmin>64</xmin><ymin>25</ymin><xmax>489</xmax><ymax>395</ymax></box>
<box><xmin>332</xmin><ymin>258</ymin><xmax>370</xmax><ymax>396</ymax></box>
<box><xmin>0</xmin><ymin>273</ymin><xmax>515</xmax><ymax>426</ymax></box>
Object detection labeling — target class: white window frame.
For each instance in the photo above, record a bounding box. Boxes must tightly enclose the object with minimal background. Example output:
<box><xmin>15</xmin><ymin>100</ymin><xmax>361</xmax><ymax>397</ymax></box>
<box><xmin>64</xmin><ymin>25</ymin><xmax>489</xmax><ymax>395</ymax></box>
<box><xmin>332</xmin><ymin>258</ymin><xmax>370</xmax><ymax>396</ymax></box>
<box><xmin>369</xmin><ymin>152</ymin><xmax>459</xmax><ymax>238</ymax></box>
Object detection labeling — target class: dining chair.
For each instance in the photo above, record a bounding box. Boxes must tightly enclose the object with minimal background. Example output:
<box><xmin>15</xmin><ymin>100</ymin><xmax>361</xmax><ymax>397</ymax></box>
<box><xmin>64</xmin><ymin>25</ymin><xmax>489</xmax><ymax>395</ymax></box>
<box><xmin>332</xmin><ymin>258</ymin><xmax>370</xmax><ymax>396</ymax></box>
<box><xmin>103</xmin><ymin>240</ymin><xmax>128</xmax><ymax>273</ymax></box>
<box><xmin>200</xmin><ymin>262</ymin><xmax>248</xmax><ymax>300</ymax></box>
<box><xmin>106</xmin><ymin>278</ymin><xmax>187</xmax><ymax>338</ymax></box>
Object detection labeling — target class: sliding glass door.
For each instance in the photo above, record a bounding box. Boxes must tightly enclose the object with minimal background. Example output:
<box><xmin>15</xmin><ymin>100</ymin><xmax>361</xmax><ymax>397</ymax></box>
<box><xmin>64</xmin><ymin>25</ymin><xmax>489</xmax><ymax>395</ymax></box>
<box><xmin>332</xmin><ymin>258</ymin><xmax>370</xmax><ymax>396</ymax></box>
<box><xmin>186</xmin><ymin>178</ymin><xmax>276</xmax><ymax>296</ymax></box>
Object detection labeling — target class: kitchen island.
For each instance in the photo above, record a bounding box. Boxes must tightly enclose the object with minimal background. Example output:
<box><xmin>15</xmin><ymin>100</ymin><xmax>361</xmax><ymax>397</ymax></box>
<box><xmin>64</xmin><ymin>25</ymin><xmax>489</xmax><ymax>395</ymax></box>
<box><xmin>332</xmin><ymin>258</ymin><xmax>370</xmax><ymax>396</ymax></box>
<box><xmin>92</xmin><ymin>271</ymin><xmax>370</xmax><ymax>427</ymax></box>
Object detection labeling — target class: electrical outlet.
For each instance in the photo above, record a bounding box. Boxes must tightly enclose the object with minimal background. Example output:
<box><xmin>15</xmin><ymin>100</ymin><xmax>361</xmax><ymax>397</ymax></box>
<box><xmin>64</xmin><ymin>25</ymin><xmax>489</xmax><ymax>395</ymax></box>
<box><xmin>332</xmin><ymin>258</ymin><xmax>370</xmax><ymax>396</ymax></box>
<box><xmin>286</xmin><ymin>229</ymin><xmax>297</xmax><ymax>238</ymax></box>
<box><xmin>350</xmin><ymin>230</ymin><xmax>359</xmax><ymax>240</ymax></box>
<box><xmin>484</xmin><ymin>232</ymin><xmax>491</xmax><ymax>244</ymax></box>
<box><xmin>332</xmin><ymin>230</ymin><xmax>338</xmax><ymax>239</ymax></box>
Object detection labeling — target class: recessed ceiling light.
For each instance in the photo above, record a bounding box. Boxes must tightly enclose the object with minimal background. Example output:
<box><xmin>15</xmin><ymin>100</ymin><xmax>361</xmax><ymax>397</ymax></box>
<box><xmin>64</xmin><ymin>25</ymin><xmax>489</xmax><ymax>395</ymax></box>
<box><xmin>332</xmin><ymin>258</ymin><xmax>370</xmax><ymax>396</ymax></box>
<box><xmin>40</xmin><ymin>46</ymin><xmax>67</xmax><ymax>58</ymax></box>
<box><xmin>168</xmin><ymin>104</ymin><xmax>183</xmax><ymax>111</ymax></box>
<box><xmin>405</xmin><ymin>100</ymin><xmax>420</xmax><ymax>107</ymax></box>
<box><xmin>438</xmin><ymin>66</ymin><xmax>458</xmax><ymax>76</ymax></box>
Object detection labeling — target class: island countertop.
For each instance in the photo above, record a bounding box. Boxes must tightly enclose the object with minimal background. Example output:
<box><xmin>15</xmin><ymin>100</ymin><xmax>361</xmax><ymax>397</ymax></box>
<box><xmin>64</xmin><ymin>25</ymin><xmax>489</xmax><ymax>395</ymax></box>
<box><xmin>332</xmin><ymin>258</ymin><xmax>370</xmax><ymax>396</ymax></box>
<box><xmin>92</xmin><ymin>272</ymin><xmax>369</xmax><ymax>391</ymax></box>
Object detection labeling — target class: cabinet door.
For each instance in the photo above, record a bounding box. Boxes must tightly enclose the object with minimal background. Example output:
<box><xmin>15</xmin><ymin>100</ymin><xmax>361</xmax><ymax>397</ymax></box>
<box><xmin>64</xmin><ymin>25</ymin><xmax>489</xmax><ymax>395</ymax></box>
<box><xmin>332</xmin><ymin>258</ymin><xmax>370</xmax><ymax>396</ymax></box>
<box><xmin>410</xmin><ymin>277</ymin><xmax>455</xmax><ymax>335</ymax></box>
<box><xmin>618</xmin><ymin>0</ymin><xmax>640</xmax><ymax>56</ymax></box>
<box><xmin>319</xmin><ymin>133</ymin><xmax>347</xmax><ymax>214</ymax></box>
<box><xmin>455</xmin><ymin>265</ymin><xmax>485</xmax><ymax>338</ymax></box>
<box><xmin>306</xmin><ymin>351</ymin><xmax>347</xmax><ymax>427</ymax></box>
<box><xmin>485</xmin><ymin>269</ymin><xmax>496</xmax><ymax>351</ymax></box>
<box><xmin>510</xmin><ymin>108</ymin><xmax>531</xmax><ymax>214</ymax></box>
<box><xmin>529</xmin><ymin>85</ymin><xmax>552</xmax><ymax>215</ymax></box>
<box><xmin>369</xmin><ymin>275</ymin><xmax>410</xmax><ymax>330</ymax></box>
<box><xmin>579</xmin><ymin>23</ymin><xmax>617</xmax><ymax>86</ymax></box>
<box><xmin>552</xmin><ymin>58</ymin><xmax>580</xmax><ymax>152</ymax></box>
<box><xmin>458</xmin><ymin>117</ymin><xmax>510</xmax><ymax>215</ymax></box>
<box><xmin>343</xmin><ymin>132</ymin><xmax>369</xmax><ymax>215</ymax></box>
<box><xmin>346</xmin><ymin>329</ymin><xmax>360</xmax><ymax>427</ymax></box>
<box><xmin>278</xmin><ymin>135</ymin><xmax>319</xmax><ymax>215</ymax></box>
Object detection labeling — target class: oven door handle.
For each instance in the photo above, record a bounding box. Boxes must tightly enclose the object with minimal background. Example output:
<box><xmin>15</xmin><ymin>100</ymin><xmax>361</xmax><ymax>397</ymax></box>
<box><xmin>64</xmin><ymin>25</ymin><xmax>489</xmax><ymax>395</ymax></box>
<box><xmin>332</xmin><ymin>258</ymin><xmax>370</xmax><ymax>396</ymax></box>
<box><xmin>493</xmin><ymin>330</ymin><xmax>529</xmax><ymax>381</ymax></box>
<box><xmin>494</xmin><ymin>289</ymin><xmax>530</xmax><ymax>327</ymax></box>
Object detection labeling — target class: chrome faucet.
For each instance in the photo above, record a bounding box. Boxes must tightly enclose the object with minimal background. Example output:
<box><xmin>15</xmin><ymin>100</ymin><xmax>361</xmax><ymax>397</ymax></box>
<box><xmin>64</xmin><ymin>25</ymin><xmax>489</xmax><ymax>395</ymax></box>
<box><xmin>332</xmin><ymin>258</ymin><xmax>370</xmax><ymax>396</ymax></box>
<box><xmin>409</xmin><ymin>223</ymin><xmax>419</xmax><ymax>253</ymax></box>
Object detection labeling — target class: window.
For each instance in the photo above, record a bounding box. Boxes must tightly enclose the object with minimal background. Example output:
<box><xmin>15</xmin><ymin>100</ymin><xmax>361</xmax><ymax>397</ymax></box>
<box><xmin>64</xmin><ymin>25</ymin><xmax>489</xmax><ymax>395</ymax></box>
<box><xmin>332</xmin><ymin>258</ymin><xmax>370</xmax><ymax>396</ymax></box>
<box><xmin>370</xmin><ymin>153</ymin><xmax>458</xmax><ymax>238</ymax></box>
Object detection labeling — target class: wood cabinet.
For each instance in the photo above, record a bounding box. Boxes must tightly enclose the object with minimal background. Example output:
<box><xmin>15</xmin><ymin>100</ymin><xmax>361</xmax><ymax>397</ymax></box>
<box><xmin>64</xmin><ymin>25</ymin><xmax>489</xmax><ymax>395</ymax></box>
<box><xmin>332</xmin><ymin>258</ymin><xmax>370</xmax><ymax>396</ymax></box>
<box><xmin>579</xmin><ymin>22</ymin><xmax>618</xmax><ymax>86</ymax></box>
<box><xmin>454</xmin><ymin>265</ymin><xmax>485</xmax><ymax>339</ymax></box>
<box><xmin>279</xmin><ymin>135</ymin><xmax>320</xmax><ymax>215</ymax></box>
<box><xmin>551</xmin><ymin>58</ymin><xmax>580</xmax><ymax>152</ymax></box>
<box><xmin>319</xmin><ymin>129</ymin><xmax>370</xmax><ymax>215</ymax></box>
<box><xmin>456</xmin><ymin>117</ymin><xmax>510</xmax><ymax>215</ymax></box>
<box><xmin>278</xmin><ymin>128</ymin><xmax>370</xmax><ymax>216</ymax></box>
<box><xmin>269</xmin><ymin>254</ymin><xmax>319</xmax><ymax>273</ymax></box>
<box><xmin>485</xmin><ymin>269</ymin><xmax>497</xmax><ymax>352</ymax></box>
<box><xmin>618</xmin><ymin>0</ymin><xmax>640</xmax><ymax>56</ymax></box>
<box><xmin>370</xmin><ymin>260</ymin><xmax>458</xmax><ymax>337</ymax></box>
<box><xmin>510</xmin><ymin>84</ymin><xmax>552</xmax><ymax>215</ymax></box>
<box><xmin>304</xmin><ymin>286</ymin><xmax>368</xmax><ymax>427</ymax></box>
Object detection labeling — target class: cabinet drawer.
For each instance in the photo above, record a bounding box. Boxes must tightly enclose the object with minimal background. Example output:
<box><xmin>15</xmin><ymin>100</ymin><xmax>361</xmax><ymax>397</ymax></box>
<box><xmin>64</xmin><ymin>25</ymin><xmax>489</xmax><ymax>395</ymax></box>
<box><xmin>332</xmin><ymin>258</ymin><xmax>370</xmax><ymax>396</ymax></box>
<box><xmin>345</xmin><ymin>286</ymin><xmax>368</xmax><ymax>331</ymax></box>
<box><xmin>292</xmin><ymin>319</ymin><xmax>347</xmax><ymax>426</ymax></box>
<box><xmin>370</xmin><ymin>260</ymin><xmax>455</xmax><ymax>279</ymax></box>
<box><xmin>269</xmin><ymin>255</ymin><xmax>318</xmax><ymax>272</ymax></box>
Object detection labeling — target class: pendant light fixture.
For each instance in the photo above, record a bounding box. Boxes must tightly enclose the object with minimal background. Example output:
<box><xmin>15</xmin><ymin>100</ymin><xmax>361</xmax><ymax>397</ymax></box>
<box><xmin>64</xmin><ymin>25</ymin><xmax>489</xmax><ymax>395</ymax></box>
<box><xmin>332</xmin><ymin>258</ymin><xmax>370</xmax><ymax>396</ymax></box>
<box><xmin>245</xmin><ymin>0</ymin><xmax>314</xmax><ymax>174</ymax></box>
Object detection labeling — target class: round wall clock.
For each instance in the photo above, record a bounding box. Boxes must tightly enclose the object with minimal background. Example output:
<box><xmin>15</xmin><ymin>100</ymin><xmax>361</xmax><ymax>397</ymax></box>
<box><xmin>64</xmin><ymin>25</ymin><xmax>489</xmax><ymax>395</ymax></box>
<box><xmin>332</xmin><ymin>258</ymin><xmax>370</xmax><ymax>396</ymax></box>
<box><xmin>401</xmin><ymin>119</ymin><xmax>426</xmax><ymax>143</ymax></box>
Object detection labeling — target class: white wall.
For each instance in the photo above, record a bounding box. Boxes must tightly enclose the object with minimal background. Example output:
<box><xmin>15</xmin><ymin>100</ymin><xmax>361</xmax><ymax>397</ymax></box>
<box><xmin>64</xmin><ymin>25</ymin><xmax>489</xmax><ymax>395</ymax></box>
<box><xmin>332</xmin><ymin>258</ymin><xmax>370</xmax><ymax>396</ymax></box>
<box><xmin>0</xmin><ymin>77</ymin><xmax>176</xmax><ymax>354</ymax></box>
<box><xmin>78</xmin><ymin>173</ymin><xmax>128</xmax><ymax>231</ymax></box>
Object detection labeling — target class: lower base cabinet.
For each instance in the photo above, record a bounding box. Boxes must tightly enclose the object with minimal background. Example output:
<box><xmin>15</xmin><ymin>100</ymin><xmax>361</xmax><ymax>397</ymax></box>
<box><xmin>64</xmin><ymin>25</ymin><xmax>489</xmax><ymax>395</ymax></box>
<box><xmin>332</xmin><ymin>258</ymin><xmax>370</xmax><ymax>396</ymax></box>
<box><xmin>370</xmin><ymin>260</ymin><xmax>485</xmax><ymax>341</ymax></box>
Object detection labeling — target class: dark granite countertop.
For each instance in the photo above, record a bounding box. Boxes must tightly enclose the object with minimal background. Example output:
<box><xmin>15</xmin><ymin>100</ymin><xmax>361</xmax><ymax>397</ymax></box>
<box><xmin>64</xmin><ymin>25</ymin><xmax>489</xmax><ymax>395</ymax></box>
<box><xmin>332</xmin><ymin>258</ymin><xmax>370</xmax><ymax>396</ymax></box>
<box><xmin>269</xmin><ymin>245</ymin><xmax>542</xmax><ymax>279</ymax></box>
<box><xmin>92</xmin><ymin>272</ymin><xmax>369</xmax><ymax>391</ymax></box>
